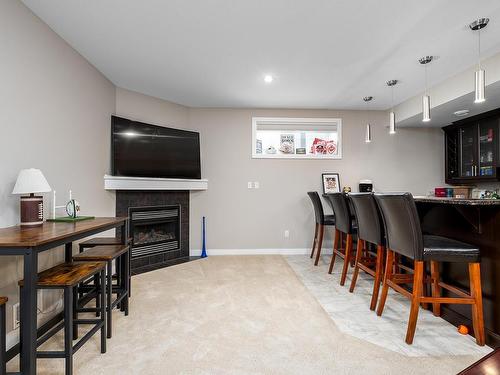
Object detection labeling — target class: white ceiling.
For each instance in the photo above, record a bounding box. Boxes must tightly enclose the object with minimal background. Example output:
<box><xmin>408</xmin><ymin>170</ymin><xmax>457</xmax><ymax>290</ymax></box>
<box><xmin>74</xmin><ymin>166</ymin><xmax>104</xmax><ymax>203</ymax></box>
<box><xmin>22</xmin><ymin>0</ymin><xmax>500</xmax><ymax>110</ymax></box>
<box><xmin>399</xmin><ymin>80</ymin><xmax>500</xmax><ymax>128</ymax></box>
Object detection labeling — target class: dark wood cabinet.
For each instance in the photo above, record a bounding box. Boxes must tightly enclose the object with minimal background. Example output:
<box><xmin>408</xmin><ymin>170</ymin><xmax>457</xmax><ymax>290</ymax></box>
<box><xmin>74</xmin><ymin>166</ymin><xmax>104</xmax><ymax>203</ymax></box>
<box><xmin>443</xmin><ymin>108</ymin><xmax>500</xmax><ymax>184</ymax></box>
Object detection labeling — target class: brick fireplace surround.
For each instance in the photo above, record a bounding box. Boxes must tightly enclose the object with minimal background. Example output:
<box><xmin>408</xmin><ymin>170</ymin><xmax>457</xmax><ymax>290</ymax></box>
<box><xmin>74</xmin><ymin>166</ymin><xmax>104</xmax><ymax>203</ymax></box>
<box><xmin>116</xmin><ymin>191</ymin><xmax>190</xmax><ymax>274</ymax></box>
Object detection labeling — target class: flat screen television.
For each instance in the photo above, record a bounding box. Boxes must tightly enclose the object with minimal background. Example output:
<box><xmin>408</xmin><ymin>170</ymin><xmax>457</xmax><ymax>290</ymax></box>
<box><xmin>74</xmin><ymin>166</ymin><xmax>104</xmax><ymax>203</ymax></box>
<box><xmin>111</xmin><ymin>116</ymin><xmax>201</xmax><ymax>179</ymax></box>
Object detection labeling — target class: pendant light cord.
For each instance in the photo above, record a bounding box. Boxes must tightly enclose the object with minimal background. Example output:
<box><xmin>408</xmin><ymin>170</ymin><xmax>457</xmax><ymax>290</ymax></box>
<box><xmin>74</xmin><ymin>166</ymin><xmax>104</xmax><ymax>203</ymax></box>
<box><xmin>478</xmin><ymin>28</ymin><xmax>482</xmax><ymax>70</ymax></box>
<box><xmin>391</xmin><ymin>85</ymin><xmax>394</xmax><ymax>111</ymax></box>
<box><xmin>424</xmin><ymin>64</ymin><xmax>428</xmax><ymax>96</ymax></box>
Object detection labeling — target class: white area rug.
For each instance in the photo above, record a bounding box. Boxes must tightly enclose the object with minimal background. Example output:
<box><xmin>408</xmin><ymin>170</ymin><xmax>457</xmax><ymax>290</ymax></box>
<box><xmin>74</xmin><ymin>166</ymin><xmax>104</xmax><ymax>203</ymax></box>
<box><xmin>285</xmin><ymin>255</ymin><xmax>492</xmax><ymax>357</ymax></box>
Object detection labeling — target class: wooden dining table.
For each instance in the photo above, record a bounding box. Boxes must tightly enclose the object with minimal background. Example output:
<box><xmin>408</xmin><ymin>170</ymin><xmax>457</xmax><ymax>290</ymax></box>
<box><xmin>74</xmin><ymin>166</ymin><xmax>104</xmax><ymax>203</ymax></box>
<box><xmin>0</xmin><ymin>217</ymin><xmax>127</xmax><ymax>375</ymax></box>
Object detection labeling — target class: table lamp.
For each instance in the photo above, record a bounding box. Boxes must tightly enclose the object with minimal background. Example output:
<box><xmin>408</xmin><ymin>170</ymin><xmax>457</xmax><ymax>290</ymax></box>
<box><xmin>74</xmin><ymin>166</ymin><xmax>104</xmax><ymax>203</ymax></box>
<box><xmin>12</xmin><ymin>169</ymin><xmax>52</xmax><ymax>226</ymax></box>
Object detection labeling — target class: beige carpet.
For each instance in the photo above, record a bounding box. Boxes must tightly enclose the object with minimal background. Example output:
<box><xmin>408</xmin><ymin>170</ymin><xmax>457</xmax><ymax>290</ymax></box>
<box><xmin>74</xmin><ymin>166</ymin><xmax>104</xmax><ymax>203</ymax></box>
<box><xmin>8</xmin><ymin>256</ymin><xmax>482</xmax><ymax>374</ymax></box>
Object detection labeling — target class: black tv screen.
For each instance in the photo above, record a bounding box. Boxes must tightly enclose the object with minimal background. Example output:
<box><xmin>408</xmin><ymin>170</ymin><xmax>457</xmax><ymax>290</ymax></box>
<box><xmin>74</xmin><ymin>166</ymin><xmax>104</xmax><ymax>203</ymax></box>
<box><xmin>111</xmin><ymin>116</ymin><xmax>201</xmax><ymax>179</ymax></box>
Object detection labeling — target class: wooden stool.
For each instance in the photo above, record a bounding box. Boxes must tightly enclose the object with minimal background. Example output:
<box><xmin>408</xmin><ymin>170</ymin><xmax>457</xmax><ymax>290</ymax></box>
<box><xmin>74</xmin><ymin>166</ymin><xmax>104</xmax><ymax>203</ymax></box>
<box><xmin>73</xmin><ymin>245</ymin><xmax>130</xmax><ymax>339</ymax></box>
<box><xmin>79</xmin><ymin>237</ymin><xmax>124</xmax><ymax>252</ymax></box>
<box><xmin>1</xmin><ymin>297</ymin><xmax>7</xmax><ymax>375</ymax></box>
<box><xmin>79</xmin><ymin>237</ymin><xmax>132</xmax><ymax>298</ymax></box>
<box><xmin>374</xmin><ymin>193</ymin><xmax>485</xmax><ymax>346</ymax></box>
<box><xmin>19</xmin><ymin>262</ymin><xmax>106</xmax><ymax>375</ymax></box>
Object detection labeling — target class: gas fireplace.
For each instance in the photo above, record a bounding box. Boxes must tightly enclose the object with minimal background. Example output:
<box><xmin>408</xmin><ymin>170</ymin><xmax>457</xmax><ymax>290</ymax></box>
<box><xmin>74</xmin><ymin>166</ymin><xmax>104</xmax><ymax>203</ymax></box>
<box><xmin>129</xmin><ymin>206</ymin><xmax>180</xmax><ymax>258</ymax></box>
<box><xmin>116</xmin><ymin>191</ymin><xmax>190</xmax><ymax>274</ymax></box>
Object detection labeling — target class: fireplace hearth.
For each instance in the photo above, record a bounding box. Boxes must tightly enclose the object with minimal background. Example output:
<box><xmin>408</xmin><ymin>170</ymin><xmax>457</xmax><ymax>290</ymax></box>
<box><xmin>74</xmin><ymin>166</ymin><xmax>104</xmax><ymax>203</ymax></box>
<box><xmin>116</xmin><ymin>191</ymin><xmax>189</xmax><ymax>274</ymax></box>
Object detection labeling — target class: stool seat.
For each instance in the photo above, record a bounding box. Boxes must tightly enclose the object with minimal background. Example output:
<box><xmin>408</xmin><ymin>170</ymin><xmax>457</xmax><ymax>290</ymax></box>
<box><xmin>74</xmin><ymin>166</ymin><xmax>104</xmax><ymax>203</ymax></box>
<box><xmin>0</xmin><ymin>297</ymin><xmax>6</xmax><ymax>306</ymax></box>
<box><xmin>80</xmin><ymin>237</ymin><xmax>124</xmax><ymax>247</ymax></box>
<box><xmin>73</xmin><ymin>245</ymin><xmax>129</xmax><ymax>261</ymax></box>
<box><xmin>19</xmin><ymin>262</ymin><xmax>105</xmax><ymax>287</ymax></box>
<box><xmin>424</xmin><ymin>235</ymin><xmax>480</xmax><ymax>263</ymax></box>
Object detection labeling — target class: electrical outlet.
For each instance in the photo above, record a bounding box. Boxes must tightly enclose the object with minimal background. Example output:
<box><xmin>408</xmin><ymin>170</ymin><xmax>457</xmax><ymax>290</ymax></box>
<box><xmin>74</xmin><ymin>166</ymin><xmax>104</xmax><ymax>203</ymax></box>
<box><xmin>247</xmin><ymin>182</ymin><xmax>253</xmax><ymax>189</ymax></box>
<box><xmin>254</xmin><ymin>181</ymin><xmax>260</xmax><ymax>189</ymax></box>
<box><xmin>13</xmin><ymin>303</ymin><xmax>20</xmax><ymax>330</ymax></box>
<box><xmin>284</xmin><ymin>230</ymin><xmax>290</xmax><ymax>238</ymax></box>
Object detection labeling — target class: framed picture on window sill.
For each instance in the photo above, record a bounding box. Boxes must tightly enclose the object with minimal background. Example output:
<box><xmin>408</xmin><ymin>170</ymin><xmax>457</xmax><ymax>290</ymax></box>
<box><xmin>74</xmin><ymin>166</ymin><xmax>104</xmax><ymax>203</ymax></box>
<box><xmin>322</xmin><ymin>173</ymin><xmax>341</xmax><ymax>194</ymax></box>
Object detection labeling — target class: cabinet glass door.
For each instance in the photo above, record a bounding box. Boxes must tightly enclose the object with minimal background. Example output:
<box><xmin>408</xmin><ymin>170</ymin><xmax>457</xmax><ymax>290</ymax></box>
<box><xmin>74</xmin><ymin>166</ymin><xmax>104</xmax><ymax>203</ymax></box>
<box><xmin>460</xmin><ymin>126</ymin><xmax>476</xmax><ymax>178</ymax></box>
<box><xmin>478</xmin><ymin>119</ymin><xmax>497</xmax><ymax>177</ymax></box>
<box><xmin>446</xmin><ymin>129</ymin><xmax>459</xmax><ymax>180</ymax></box>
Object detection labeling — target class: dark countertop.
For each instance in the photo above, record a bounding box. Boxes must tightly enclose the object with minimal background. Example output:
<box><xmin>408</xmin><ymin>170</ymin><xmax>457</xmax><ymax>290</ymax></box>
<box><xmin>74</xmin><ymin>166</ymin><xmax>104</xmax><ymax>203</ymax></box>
<box><xmin>414</xmin><ymin>196</ymin><xmax>500</xmax><ymax>206</ymax></box>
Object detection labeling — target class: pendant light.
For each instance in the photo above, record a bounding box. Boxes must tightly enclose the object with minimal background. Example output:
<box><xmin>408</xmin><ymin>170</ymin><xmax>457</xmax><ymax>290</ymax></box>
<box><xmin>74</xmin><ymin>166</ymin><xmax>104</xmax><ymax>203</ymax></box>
<box><xmin>419</xmin><ymin>56</ymin><xmax>433</xmax><ymax>122</ymax></box>
<box><xmin>469</xmin><ymin>18</ymin><xmax>489</xmax><ymax>103</ymax></box>
<box><xmin>363</xmin><ymin>96</ymin><xmax>373</xmax><ymax>143</ymax></box>
<box><xmin>386</xmin><ymin>80</ymin><xmax>398</xmax><ymax>134</ymax></box>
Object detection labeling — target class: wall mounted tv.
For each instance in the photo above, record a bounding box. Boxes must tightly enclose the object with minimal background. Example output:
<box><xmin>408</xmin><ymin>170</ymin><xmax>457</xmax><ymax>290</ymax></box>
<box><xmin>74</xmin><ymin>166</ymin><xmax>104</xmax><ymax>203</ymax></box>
<box><xmin>111</xmin><ymin>116</ymin><xmax>201</xmax><ymax>179</ymax></box>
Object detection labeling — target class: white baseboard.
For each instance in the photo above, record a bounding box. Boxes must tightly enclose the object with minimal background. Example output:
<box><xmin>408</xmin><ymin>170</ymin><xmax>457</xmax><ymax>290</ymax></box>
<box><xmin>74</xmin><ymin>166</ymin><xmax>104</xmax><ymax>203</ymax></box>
<box><xmin>190</xmin><ymin>246</ymin><xmax>334</xmax><ymax>257</ymax></box>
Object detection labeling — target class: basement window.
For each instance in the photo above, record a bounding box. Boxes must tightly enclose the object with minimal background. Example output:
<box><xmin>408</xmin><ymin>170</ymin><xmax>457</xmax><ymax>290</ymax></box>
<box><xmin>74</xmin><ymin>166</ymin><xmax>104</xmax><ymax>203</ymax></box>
<box><xmin>252</xmin><ymin>117</ymin><xmax>342</xmax><ymax>159</ymax></box>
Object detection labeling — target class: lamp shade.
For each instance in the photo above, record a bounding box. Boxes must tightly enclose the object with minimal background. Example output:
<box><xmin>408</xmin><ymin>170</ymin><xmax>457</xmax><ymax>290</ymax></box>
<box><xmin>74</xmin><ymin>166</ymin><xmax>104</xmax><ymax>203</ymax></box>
<box><xmin>12</xmin><ymin>169</ymin><xmax>51</xmax><ymax>195</ymax></box>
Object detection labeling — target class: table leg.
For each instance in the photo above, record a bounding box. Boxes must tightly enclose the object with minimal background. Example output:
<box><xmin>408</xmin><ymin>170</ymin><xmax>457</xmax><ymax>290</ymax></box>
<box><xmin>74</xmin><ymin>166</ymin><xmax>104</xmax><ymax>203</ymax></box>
<box><xmin>1</xmin><ymin>301</ymin><xmax>6</xmax><ymax>375</ymax></box>
<box><xmin>121</xmin><ymin>222</ymin><xmax>132</xmax><ymax>297</ymax></box>
<box><xmin>20</xmin><ymin>250</ymin><xmax>38</xmax><ymax>375</ymax></box>
<box><xmin>65</xmin><ymin>242</ymin><xmax>73</xmax><ymax>263</ymax></box>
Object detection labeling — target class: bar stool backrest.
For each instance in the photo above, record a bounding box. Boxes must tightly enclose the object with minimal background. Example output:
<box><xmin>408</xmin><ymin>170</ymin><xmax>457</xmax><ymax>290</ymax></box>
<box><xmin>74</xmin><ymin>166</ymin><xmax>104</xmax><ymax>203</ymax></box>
<box><xmin>324</xmin><ymin>193</ymin><xmax>353</xmax><ymax>234</ymax></box>
<box><xmin>373</xmin><ymin>193</ymin><xmax>423</xmax><ymax>260</ymax></box>
<box><xmin>349</xmin><ymin>193</ymin><xmax>384</xmax><ymax>246</ymax></box>
<box><xmin>307</xmin><ymin>192</ymin><xmax>325</xmax><ymax>225</ymax></box>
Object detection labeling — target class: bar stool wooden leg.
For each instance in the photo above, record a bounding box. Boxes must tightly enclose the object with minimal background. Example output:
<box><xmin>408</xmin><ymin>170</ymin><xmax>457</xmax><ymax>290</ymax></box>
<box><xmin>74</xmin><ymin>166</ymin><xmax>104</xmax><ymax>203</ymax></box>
<box><xmin>328</xmin><ymin>229</ymin><xmax>340</xmax><ymax>274</ymax></box>
<box><xmin>377</xmin><ymin>249</ymin><xmax>394</xmax><ymax>316</ymax></box>
<box><xmin>310</xmin><ymin>223</ymin><xmax>319</xmax><ymax>259</ymax></box>
<box><xmin>370</xmin><ymin>245</ymin><xmax>384</xmax><ymax>311</ymax></box>
<box><xmin>405</xmin><ymin>260</ymin><xmax>424</xmax><ymax>345</ymax></box>
<box><xmin>430</xmin><ymin>261</ymin><xmax>441</xmax><ymax>317</ymax></box>
<box><xmin>469</xmin><ymin>262</ymin><xmax>485</xmax><ymax>346</ymax></box>
<box><xmin>349</xmin><ymin>239</ymin><xmax>364</xmax><ymax>292</ymax></box>
<box><xmin>314</xmin><ymin>225</ymin><xmax>324</xmax><ymax>266</ymax></box>
<box><xmin>340</xmin><ymin>234</ymin><xmax>353</xmax><ymax>286</ymax></box>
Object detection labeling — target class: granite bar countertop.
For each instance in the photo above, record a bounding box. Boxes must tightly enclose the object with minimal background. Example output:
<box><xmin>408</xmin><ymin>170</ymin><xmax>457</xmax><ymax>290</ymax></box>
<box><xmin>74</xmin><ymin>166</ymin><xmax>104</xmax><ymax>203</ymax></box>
<box><xmin>414</xmin><ymin>196</ymin><xmax>500</xmax><ymax>206</ymax></box>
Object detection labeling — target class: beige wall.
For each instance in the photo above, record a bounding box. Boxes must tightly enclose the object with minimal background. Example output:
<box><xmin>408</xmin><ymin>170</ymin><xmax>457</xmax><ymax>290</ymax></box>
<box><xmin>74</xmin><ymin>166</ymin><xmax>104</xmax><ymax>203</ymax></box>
<box><xmin>188</xmin><ymin>109</ymin><xmax>444</xmax><ymax>250</ymax></box>
<box><xmin>115</xmin><ymin>87</ymin><xmax>189</xmax><ymax>129</ymax></box>
<box><xmin>0</xmin><ymin>0</ymin><xmax>445</xmax><ymax>341</ymax></box>
<box><xmin>0</xmin><ymin>1</ymin><xmax>115</xmax><ymax>336</ymax></box>
<box><xmin>114</xmin><ymin>90</ymin><xmax>445</xmax><ymax>251</ymax></box>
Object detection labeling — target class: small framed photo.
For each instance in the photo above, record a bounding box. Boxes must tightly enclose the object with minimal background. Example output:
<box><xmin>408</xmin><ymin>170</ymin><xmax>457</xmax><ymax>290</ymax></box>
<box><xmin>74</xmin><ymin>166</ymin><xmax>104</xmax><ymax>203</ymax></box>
<box><xmin>322</xmin><ymin>173</ymin><xmax>341</xmax><ymax>194</ymax></box>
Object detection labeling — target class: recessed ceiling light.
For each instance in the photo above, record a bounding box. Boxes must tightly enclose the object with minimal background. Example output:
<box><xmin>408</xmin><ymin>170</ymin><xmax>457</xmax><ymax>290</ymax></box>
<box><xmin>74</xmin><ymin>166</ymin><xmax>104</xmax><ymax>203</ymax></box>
<box><xmin>264</xmin><ymin>75</ymin><xmax>274</xmax><ymax>83</ymax></box>
<box><xmin>454</xmin><ymin>110</ymin><xmax>470</xmax><ymax>117</ymax></box>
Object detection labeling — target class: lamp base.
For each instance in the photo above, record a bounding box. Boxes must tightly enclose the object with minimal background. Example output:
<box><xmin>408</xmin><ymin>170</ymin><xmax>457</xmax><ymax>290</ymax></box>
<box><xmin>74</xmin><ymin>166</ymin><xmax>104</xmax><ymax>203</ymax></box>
<box><xmin>20</xmin><ymin>195</ymin><xmax>44</xmax><ymax>226</ymax></box>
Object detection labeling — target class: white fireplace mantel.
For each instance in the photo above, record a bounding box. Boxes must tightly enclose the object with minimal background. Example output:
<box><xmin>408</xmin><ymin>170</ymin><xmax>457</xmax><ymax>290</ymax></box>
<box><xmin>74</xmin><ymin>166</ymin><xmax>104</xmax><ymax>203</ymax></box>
<box><xmin>104</xmin><ymin>175</ymin><xmax>208</xmax><ymax>191</ymax></box>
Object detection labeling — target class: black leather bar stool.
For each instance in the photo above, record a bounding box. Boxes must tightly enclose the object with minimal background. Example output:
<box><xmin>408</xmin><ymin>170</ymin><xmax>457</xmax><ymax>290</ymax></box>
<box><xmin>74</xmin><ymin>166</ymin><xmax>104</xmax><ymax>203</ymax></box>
<box><xmin>348</xmin><ymin>193</ymin><xmax>385</xmax><ymax>310</ymax></box>
<box><xmin>374</xmin><ymin>193</ymin><xmax>485</xmax><ymax>345</ymax></box>
<box><xmin>323</xmin><ymin>193</ymin><xmax>357</xmax><ymax>286</ymax></box>
<box><xmin>73</xmin><ymin>245</ymin><xmax>130</xmax><ymax>339</ymax></box>
<box><xmin>307</xmin><ymin>192</ymin><xmax>335</xmax><ymax>266</ymax></box>
<box><xmin>0</xmin><ymin>297</ymin><xmax>7</xmax><ymax>375</ymax></box>
<box><xmin>19</xmin><ymin>262</ymin><xmax>106</xmax><ymax>375</ymax></box>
